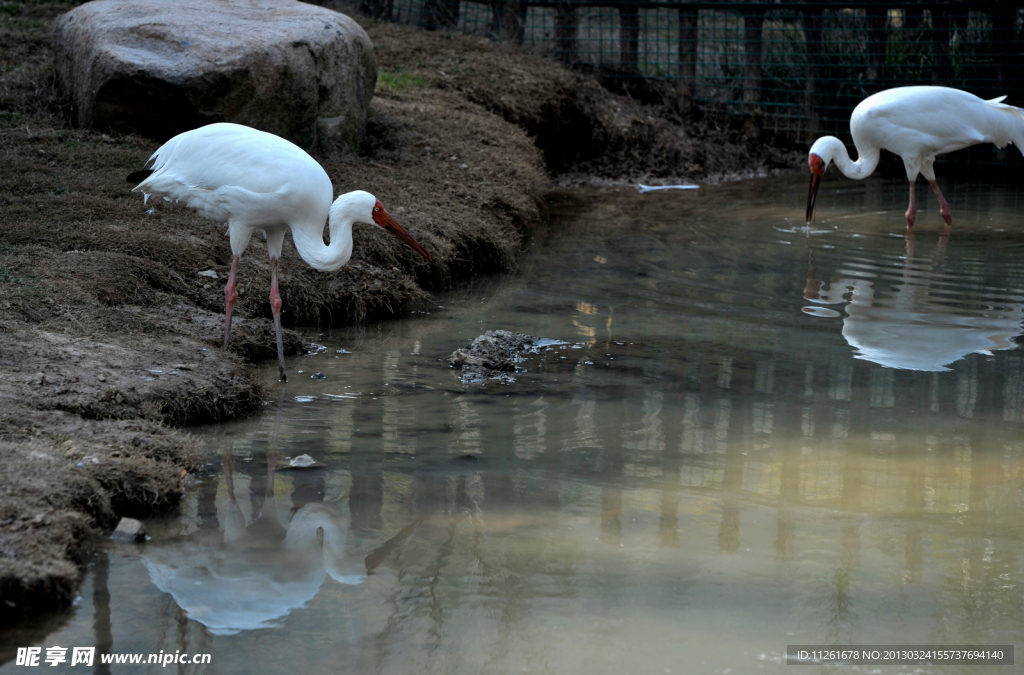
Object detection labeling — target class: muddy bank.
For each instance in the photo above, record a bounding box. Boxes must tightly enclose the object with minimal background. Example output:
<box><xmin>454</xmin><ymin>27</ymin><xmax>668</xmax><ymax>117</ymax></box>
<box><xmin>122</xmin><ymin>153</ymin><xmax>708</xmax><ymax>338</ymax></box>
<box><xmin>364</xmin><ymin>17</ymin><xmax>801</xmax><ymax>184</ymax></box>
<box><xmin>0</xmin><ymin>2</ymin><xmax>798</xmax><ymax>620</ymax></box>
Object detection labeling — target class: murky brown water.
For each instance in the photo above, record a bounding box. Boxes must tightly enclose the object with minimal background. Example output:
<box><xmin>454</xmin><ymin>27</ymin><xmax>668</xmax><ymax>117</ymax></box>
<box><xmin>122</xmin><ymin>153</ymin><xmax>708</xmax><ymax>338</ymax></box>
<box><xmin>4</xmin><ymin>175</ymin><xmax>1024</xmax><ymax>674</ymax></box>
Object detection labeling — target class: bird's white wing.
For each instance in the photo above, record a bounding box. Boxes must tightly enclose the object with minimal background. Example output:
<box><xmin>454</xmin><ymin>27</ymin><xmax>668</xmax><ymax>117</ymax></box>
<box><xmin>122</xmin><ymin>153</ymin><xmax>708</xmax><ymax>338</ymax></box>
<box><xmin>855</xmin><ymin>87</ymin><xmax>1024</xmax><ymax>160</ymax></box>
<box><xmin>181</xmin><ymin>185</ymin><xmax>289</xmax><ymax>224</ymax></box>
<box><xmin>133</xmin><ymin>123</ymin><xmax>333</xmax><ymax>224</ymax></box>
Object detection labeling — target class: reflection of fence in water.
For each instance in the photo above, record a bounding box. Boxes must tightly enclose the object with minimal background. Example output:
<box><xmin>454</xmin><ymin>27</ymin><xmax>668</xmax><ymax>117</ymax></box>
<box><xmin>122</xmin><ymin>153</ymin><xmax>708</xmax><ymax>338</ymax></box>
<box><xmin>169</xmin><ymin>343</ymin><xmax>1024</xmax><ymax>650</ymax></box>
<box><xmin>242</xmin><ymin>345</ymin><xmax>1024</xmax><ymax>519</ymax></box>
<box><xmin>366</xmin><ymin>0</ymin><xmax>1024</xmax><ymax>162</ymax></box>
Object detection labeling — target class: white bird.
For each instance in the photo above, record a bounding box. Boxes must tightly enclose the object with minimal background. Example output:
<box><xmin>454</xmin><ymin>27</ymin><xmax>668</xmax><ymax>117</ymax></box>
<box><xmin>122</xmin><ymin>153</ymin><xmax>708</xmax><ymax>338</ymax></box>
<box><xmin>806</xmin><ymin>86</ymin><xmax>1024</xmax><ymax>228</ymax></box>
<box><xmin>129</xmin><ymin>123</ymin><xmax>431</xmax><ymax>382</ymax></box>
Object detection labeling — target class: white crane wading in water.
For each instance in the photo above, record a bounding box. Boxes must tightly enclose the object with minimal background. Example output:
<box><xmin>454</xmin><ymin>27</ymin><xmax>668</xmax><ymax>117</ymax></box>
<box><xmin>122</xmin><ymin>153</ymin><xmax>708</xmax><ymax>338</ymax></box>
<box><xmin>806</xmin><ymin>86</ymin><xmax>1024</xmax><ymax>228</ymax></box>
<box><xmin>129</xmin><ymin>123</ymin><xmax>432</xmax><ymax>382</ymax></box>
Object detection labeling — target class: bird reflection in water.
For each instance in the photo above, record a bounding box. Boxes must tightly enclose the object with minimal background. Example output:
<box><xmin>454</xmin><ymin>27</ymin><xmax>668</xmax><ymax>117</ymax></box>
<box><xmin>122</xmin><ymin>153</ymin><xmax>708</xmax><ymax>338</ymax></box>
<box><xmin>803</xmin><ymin>228</ymin><xmax>1024</xmax><ymax>371</ymax></box>
<box><xmin>143</xmin><ymin>399</ymin><xmax>418</xmax><ymax>635</ymax></box>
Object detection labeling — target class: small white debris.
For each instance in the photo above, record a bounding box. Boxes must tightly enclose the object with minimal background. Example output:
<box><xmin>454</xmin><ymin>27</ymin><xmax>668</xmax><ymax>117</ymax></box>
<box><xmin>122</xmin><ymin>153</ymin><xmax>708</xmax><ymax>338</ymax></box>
<box><xmin>111</xmin><ymin>517</ymin><xmax>146</xmax><ymax>542</ymax></box>
<box><xmin>198</xmin><ymin>270</ymin><xmax>218</xmax><ymax>279</ymax></box>
<box><xmin>290</xmin><ymin>454</ymin><xmax>317</xmax><ymax>468</ymax></box>
<box><xmin>637</xmin><ymin>184</ymin><xmax>699</xmax><ymax>192</ymax></box>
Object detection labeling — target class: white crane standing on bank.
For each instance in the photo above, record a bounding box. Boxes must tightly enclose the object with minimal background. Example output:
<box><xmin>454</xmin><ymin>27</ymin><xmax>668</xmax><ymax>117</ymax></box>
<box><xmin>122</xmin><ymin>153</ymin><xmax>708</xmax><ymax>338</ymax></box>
<box><xmin>129</xmin><ymin>123</ymin><xmax>432</xmax><ymax>383</ymax></box>
<box><xmin>806</xmin><ymin>86</ymin><xmax>1024</xmax><ymax>228</ymax></box>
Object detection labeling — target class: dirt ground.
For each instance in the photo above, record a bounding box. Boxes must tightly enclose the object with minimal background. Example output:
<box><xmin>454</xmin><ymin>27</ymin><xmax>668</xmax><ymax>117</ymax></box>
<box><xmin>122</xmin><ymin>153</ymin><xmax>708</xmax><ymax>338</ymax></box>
<box><xmin>0</xmin><ymin>2</ymin><xmax>800</xmax><ymax>619</ymax></box>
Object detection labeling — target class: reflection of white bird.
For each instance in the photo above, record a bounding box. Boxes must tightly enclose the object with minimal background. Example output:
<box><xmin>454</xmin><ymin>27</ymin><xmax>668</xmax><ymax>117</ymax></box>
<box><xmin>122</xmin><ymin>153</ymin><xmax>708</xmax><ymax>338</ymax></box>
<box><xmin>839</xmin><ymin>301</ymin><xmax>1022</xmax><ymax>371</ymax></box>
<box><xmin>806</xmin><ymin>86</ymin><xmax>1024</xmax><ymax>228</ymax></box>
<box><xmin>804</xmin><ymin>234</ymin><xmax>1024</xmax><ymax>371</ymax></box>
<box><xmin>144</xmin><ymin>438</ymin><xmax>418</xmax><ymax>636</ymax></box>
<box><xmin>129</xmin><ymin>123</ymin><xmax>432</xmax><ymax>382</ymax></box>
<box><xmin>144</xmin><ymin>500</ymin><xmax>362</xmax><ymax>635</ymax></box>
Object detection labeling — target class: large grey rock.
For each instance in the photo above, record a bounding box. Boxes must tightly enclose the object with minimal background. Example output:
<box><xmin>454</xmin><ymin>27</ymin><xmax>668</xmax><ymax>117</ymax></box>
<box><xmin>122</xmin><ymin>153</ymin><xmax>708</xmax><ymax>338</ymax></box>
<box><xmin>53</xmin><ymin>0</ymin><xmax>377</xmax><ymax>150</ymax></box>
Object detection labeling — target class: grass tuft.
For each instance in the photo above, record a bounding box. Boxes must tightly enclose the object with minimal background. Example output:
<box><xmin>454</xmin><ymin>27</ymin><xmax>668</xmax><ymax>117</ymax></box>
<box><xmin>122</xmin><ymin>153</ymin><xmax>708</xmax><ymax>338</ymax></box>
<box><xmin>377</xmin><ymin>67</ymin><xmax>429</xmax><ymax>94</ymax></box>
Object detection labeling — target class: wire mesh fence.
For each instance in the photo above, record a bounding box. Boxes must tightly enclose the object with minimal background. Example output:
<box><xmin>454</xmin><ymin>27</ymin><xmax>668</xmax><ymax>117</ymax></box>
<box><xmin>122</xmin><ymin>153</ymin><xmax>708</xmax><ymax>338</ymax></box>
<box><xmin>358</xmin><ymin>0</ymin><xmax>1024</xmax><ymax>167</ymax></box>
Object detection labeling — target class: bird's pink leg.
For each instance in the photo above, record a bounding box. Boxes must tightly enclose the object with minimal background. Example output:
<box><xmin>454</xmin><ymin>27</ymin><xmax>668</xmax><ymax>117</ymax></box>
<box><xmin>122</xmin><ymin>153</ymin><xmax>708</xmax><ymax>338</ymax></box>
<box><xmin>905</xmin><ymin>181</ymin><xmax>917</xmax><ymax>229</ymax></box>
<box><xmin>929</xmin><ymin>180</ymin><xmax>953</xmax><ymax>227</ymax></box>
<box><xmin>223</xmin><ymin>255</ymin><xmax>240</xmax><ymax>349</ymax></box>
<box><xmin>269</xmin><ymin>257</ymin><xmax>287</xmax><ymax>383</ymax></box>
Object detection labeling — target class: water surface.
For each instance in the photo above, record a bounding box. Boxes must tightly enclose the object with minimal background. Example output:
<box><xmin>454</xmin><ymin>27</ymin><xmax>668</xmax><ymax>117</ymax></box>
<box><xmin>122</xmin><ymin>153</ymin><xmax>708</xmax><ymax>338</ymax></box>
<box><xmin>4</xmin><ymin>175</ymin><xmax>1024</xmax><ymax>674</ymax></box>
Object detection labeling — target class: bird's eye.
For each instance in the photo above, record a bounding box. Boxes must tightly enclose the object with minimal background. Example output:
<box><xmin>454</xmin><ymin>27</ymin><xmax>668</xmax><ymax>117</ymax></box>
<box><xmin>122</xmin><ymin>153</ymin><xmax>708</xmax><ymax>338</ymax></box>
<box><xmin>374</xmin><ymin>207</ymin><xmax>380</xmax><ymax>212</ymax></box>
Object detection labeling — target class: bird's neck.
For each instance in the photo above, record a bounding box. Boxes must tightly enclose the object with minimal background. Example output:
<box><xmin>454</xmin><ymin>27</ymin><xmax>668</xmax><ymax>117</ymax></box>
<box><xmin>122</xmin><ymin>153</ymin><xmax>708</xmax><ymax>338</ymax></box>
<box><xmin>290</xmin><ymin>214</ymin><xmax>354</xmax><ymax>272</ymax></box>
<box><xmin>820</xmin><ymin>136</ymin><xmax>879</xmax><ymax>180</ymax></box>
<box><xmin>284</xmin><ymin>504</ymin><xmax>348</xmax><ymax>554</ymax></box>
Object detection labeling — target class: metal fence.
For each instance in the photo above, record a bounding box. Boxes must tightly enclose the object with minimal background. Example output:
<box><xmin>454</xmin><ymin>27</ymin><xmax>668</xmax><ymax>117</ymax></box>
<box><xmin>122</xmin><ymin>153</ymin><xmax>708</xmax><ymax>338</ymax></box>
<box><xmin>353</xmin><ymin>0</ymin><xmax>1024</xmax><ymax>164</ymax></box>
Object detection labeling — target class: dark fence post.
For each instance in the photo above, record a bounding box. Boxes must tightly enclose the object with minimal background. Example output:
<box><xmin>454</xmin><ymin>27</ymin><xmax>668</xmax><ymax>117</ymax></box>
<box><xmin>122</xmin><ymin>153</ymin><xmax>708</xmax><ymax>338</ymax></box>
<box><xmin>929</xmin><ymin>6</ymin><xmax>952</xmax><ymax>85</ymax></box>
<box><xmin>803</xmin><ymin>7</ymin><xmax>823</xmax><ymax>144</ymax></box>
<box><xmin>499</xmin><ymin>0</ymin><xmax>526</xmax><ymax>42</ymax></box>
<box><xmin>421</xmin><ymin>0</ymin><xmax>459</xmax><ymax>29</ymax></box>
<box><xmin>678</xmin><ymin>3</ymin><xmax>699</xmax><ymax>112</ymax></box>
<box><xmin>555</xmin><ymin>0</ymin><xmax>579</xmax><ymax>64</ymax></box>
<box><xmin>865</xmin><ymin>4</ymin><xmax>888</xmax><ymax>91</ymax></box>
<box><xmin>620</xmin><ymin>0</ymin><xmax>641</xmax><ymax>73</ymax></box>
<box><xmin>489</xmin><ymin>0</ymin><xmax>502</xmax><ymax>34</ymax></box>
<box><xmin>742</xmin><ymin>4</ymin><xmax>765</xmax><ymax>137</ymax></box>
<box><xmin>360</xmin><ymin>0</ymin><xmax>393</xmax><ymax>20</ymax></box>
<box><xmin>992</xmin><ymin>2</ymin><xmax>1017</xmax><ymax>93</ymax></box>
<box><xmin>904</xmin><ymin>5</ymin><xmax>924</xmax><ymax>34</ymax></box>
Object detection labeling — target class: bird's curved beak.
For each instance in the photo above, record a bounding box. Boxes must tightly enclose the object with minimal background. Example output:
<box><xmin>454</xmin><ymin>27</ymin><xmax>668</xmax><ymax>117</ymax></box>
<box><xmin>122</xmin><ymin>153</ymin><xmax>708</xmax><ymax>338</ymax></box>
<box><xmin>806</xmin><ymin>153</ymin><xmax>825</xmax><ymax>224</ymax></box>
<box><xmin>372</xmin><ymin>201</ymin><xmax>432</xmax><ymax>262</ymax></box>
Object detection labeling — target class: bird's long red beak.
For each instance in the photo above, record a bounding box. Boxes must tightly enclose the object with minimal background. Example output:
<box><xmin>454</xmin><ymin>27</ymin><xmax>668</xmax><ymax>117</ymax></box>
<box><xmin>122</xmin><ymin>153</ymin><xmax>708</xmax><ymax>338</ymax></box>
<box><xmin>372</xmin><ymin>201</ymin><xmax>432</xmax><ymax>262</ymax></box>
<box><xmin>806</xmin><ymin>153</ymin><xmax>825</xmax><ymax>223</ymax></box>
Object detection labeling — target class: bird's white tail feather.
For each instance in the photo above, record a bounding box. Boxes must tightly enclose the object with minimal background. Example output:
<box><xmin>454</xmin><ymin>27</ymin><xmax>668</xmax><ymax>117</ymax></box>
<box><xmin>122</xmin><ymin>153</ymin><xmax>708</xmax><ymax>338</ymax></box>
<box><xmin>133</xmin><ymin>136</ymin><xmax>237</xmax><ymax>221</ymax></box>
<box><xmin>132</xmin><ymin>136</ymin><xmax>193</xmax><ymax>206</ymax></box>
<box><xmin>983</xmin><ymin>96</ymin><xmax>1024</xmax><ymax>155</ymax></box>
<box><xmin>985</xmin><ymin>96</ymin><xmax>1024</xmax><ymax>119</ymax></box>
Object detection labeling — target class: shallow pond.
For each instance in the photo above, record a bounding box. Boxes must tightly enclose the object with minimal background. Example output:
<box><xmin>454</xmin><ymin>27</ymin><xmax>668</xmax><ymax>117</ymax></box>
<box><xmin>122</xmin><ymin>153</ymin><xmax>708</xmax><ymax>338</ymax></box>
<box><xmin>4</xmin><ymin>175</ymin><xmax>1024</xmax><ymax>674</ymax></box>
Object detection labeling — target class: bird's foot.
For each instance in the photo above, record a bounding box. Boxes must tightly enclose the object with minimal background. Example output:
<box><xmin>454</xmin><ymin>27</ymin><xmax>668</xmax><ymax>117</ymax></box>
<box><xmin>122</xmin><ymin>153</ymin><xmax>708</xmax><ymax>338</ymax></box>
<box><xmin>905</xmin><ymin>208</ymin><xmax>916</xmax><ymax>229</ymax></box>
<box><xmin>223</xmin><ymin>312</ymin><xmax>234</xmax><ymax>350</ymax></box>
<box><xmin>939</xmin><ymin>204</ymin><xmax>952</xmax><ymax>227</ymax></box>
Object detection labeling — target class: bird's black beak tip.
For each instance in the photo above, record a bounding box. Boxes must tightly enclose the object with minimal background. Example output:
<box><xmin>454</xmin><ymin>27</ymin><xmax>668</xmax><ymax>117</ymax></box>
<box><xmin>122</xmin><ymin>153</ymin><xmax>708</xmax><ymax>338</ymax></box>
<box><xmin>806</xmin><ymin>171</ymin><xmax>822</xmax><ymax>224</ymax></box>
